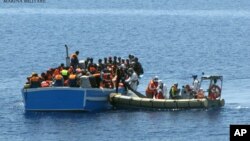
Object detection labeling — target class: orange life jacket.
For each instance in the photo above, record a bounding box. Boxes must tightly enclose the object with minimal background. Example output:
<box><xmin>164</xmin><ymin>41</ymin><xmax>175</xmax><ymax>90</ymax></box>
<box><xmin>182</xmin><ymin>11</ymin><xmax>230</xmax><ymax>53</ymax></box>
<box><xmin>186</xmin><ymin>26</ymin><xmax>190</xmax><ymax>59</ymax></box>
<box><xmin>69</xmin><ymin>74</ymin><xmax>77</xmax><ymax>80</ymax></box>
<box><xmin>55</xmin><ymin>74</ymin><xmax>63</xmax><ymax>80</ymax></box>
<box><xmin>146</xmin><ymin>80</ymin><xmax>158</xmax><ymax>95</ymax></box>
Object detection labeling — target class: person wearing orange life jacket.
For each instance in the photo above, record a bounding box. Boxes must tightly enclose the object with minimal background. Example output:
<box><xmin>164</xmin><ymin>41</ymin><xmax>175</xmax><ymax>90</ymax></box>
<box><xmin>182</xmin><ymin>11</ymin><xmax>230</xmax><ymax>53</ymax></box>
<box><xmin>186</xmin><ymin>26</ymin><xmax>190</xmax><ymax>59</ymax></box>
<box><xmin>68</xmin><ymin>72</ymin><xmax>78</xmax><ymax>87</ymax></box>
<box><xmin>29</xmin><ymin>73</ymin><xmax>41</xmax><ymax>88</ymax></box>
<box><xmin>146</xmin><ymin>76</ymin><xmax>159</xmax><ymax>98</ymax></box>
<box><xmin>53</xmin><ymin>74</ymin><xmax>64</xmax><ymax>87</ymax></box>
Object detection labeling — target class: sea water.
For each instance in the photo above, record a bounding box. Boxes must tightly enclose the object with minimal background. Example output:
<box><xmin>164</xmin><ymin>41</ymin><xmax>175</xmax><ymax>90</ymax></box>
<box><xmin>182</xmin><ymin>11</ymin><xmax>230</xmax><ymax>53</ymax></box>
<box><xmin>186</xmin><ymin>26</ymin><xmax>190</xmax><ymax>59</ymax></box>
<box><xmin>1</xmin><ymin>0</ymin><xmax>250</xmax><ymax>140</ymax></box>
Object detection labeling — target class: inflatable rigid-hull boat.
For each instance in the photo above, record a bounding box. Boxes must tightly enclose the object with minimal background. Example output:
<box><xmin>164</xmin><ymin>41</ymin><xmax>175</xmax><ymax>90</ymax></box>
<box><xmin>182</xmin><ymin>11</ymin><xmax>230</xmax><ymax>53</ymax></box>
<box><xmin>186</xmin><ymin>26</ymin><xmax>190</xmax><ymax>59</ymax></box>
<box><xmin>109</xmin><ymin>93</ymin><xmax>225</xmax><ymax>109</ymax></box>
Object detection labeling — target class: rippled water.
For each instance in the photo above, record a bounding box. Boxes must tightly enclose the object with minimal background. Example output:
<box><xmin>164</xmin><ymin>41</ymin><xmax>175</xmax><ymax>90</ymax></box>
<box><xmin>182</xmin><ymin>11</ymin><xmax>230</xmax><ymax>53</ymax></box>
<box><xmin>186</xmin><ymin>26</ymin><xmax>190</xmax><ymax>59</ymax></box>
<box><xmin>1</xmin><ymin>0</ymin><xmax>250</xmax><ymax>140</ymax></box>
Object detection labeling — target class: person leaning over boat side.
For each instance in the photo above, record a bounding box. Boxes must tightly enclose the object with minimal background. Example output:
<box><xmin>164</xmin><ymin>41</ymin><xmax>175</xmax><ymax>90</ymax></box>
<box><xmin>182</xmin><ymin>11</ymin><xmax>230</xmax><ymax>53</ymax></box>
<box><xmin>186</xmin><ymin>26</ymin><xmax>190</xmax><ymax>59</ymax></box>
<box><xmin>125</xmin><ymin>68</ymin><xmax>139</xmax><ymax>91</ymax></box>
<box><xmin>169</xmin><ymin>83</ymin><xmax>181</xmax><ymax>99</ymax></box>
<box><xmin>146</xmin><ymin>76</ymin><xmax>159</xmax><ymax>98</ymax></box>
<box><xmin>70</xmin><ymin>51</ymin><xmax>79</xmax><ymax>69</ymax></box>
<box><xmin>29</xmin><ymin>72</ymin><xmax>42</xmax><ymax>88</ymax></box>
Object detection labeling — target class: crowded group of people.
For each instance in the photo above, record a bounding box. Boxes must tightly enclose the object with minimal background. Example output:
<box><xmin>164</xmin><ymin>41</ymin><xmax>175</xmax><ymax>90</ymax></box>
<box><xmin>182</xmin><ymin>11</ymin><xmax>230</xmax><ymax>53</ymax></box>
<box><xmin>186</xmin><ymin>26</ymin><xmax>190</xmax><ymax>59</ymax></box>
<box><xmin>26</xmin><ymin>50</ymin><xmax>220</xmax><ymax>100</ymax></box>
<box><xmin>26</xmin><ymin>51</ymin><xmax>144</xmax><ymax>94</ymax></box>
<box><xmin>145</xmin><ymin>75</ymin><xmax>221</xmax><ymax>100</ymax></box>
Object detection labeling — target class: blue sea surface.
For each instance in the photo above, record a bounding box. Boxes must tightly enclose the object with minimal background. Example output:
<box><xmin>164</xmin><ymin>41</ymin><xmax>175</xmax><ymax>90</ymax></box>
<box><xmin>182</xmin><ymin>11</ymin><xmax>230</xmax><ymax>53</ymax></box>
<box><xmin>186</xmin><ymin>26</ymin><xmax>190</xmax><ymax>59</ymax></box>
<box><xmin>1</xmin><ymin>0</ymin><xmax>250</xmax><ymax>140</ymax></box>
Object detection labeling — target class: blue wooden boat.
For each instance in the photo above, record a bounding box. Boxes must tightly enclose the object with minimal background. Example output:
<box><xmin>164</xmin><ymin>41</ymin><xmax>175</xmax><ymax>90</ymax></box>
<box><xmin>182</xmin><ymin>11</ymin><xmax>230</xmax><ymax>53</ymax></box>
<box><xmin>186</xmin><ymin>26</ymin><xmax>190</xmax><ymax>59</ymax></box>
<box><xmin>22</xmin><ymin>45</ymin><xmax>126</xmax><ymax>112</ymax></box>
<box><xmin>22</xmin><ymin>87</ymin><xmax>117</xmax><ymax>112</ymax></box>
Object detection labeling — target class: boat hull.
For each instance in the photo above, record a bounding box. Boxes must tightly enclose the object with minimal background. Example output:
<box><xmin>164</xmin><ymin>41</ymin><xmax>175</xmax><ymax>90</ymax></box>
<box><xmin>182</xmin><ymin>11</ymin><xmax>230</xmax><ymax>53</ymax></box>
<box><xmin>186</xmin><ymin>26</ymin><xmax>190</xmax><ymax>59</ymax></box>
<box><xmin>22</xmin><ymin>87</ymin><xmax>116</xmax><ymax>112</ymax></box>
<box><xmin>109</xmin><ymin>93</ymin><xmax>225</xmax><ymax>109</ymax></box>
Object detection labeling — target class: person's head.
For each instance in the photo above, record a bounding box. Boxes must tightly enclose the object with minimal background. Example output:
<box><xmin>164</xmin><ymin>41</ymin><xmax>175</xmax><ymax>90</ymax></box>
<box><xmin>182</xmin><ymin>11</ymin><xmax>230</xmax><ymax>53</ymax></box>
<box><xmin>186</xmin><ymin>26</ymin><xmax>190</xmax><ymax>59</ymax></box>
<box><xmin>60</xmin><ymin>63</ymin><xmax>64</xmax><ymax>68</ymax></box>
<box><xmin>135</xmin><ymin>57</ymin><xmax>138</xmax><ymax>62</ymax></box>
<box><xmin>90</xmin><ymin>58</ymin><xmax>93</xmax><ymax>63</ymax></box>
<box><xmin>153</xmin><ymin>76</ymin><xmax>159</xmax><ymax>83</ymax></box>
<box><xmin>41</xmin><ymin>72</ymin><xmax>46</xmax><ymax>77</ymax></box>
<box><xmin>98</xmin><ymin>59</ymin><xmax>102</xmax><ymax>63</ymax></box>
<box><xmin>128</xmin><ymin>54</ymin><xmax>132</xmax><ymax>59</ymax></box>
<box><xmin>174</xmin><ymin>83</ymin><xmax>178</xmax><ymax>88</ymax></box>
<box><xmin>114</xmin><ymin>56</ymin><xmax>117</xmax><ymax>60</ymax></box>
<box><xmin>193</xmin><ymin>75</ymin><xmax>197</xmax><ymax>80</ymax></box>
<box><xmin>75</xmin><ymin>51</ymin><xmax>79</xmax><ymax>55</ymax></box>
<box><xmin>104</xmin><ymin>57</ymin><xmax>107</xmax><ymax>62</ymax></box>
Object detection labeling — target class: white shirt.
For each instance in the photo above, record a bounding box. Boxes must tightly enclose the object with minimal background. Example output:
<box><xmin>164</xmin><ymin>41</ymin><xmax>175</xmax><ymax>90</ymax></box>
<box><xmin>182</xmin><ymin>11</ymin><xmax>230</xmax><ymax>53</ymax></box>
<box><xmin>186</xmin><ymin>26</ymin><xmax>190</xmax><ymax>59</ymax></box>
<box><xmin>193</xmin><ymin>79</ymin><xmax>200</xmax><ymax>91</ymax></box>
<box><xmin>125</xmin><ymin>72</ymin><xmax>138</xmax><ymax>91</ymax></box>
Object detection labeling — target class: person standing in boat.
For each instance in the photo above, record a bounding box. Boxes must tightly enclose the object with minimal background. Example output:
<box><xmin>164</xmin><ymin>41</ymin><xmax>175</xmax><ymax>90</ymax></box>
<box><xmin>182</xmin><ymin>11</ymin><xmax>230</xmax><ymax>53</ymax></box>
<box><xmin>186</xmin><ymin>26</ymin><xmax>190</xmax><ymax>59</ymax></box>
<box><xmin>131</xmin><ymin>57</ymin><xmax>144</xmax><ymax>77</ymax></box>
<box><xmin>115</xmin><ymin>64</ymin><xmax>127</xmax><ymax>93</ymax></box>
<box><xmin>192</xmin><ymin>75</ymin><xmax>200</xmax><ymax>93</ymax></box>
<box><xmin>125</xmin><ymin>68</ymin><xmax>139</xmax><ymax>91</ymax></box>
<box><xmin>146</xmin><ymin>76</ymin><xmax>159</xmax><ymax>98</ymax></box>
<box><xmin>70</xmin><ymin>51</ymin><xmax>79</xmax><ymax>69</ymax></box>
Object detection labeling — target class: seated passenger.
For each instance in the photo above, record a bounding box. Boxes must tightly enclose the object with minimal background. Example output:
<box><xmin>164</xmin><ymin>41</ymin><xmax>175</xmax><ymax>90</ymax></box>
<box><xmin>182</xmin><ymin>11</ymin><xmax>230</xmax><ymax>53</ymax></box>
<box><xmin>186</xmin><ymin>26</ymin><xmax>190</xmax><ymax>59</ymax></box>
<box><xmin>169</xmin><ymin>83</ymin><xmax>181</xmax><ymax>99</ymax></box>
<box><xmin>68</xmin><ymin>72</ymin><xmax>78</xmax><ymax>87</ymax></box>
<box><xmin>53</xmin><ymin>74</ymin><xmax>64</xmax><ymax>87</ymax></box>
<box><xmin>29</xmin><ymin>73</ymin><xmax>41</xmax><ymax>88</ymax></box>
<box><xmin>181</xmin><ymin>84</ymin><xmax>193</xmax><ymax>99</ymax></box>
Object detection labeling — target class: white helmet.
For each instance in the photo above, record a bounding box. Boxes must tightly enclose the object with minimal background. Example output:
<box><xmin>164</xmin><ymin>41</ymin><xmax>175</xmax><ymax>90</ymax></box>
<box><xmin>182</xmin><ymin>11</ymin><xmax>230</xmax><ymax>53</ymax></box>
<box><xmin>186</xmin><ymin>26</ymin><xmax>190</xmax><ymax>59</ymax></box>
<box><xmin>153</xmin><ymin>76</ymin><xmax>159</xmax><ymax>82</ymax></box>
